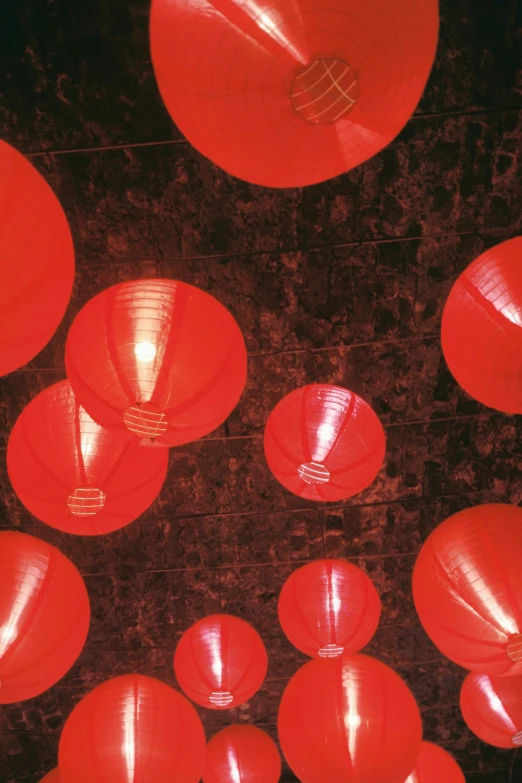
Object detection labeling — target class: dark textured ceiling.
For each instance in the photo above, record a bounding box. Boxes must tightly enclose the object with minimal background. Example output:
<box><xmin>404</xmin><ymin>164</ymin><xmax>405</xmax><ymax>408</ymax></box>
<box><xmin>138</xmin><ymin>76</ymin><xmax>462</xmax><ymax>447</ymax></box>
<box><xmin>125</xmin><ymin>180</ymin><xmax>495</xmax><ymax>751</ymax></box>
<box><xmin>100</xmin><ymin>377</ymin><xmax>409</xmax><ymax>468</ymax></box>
<box><xmin>1</xmin><ymin>1</ymin><xmax>522</xmax><ymax>781</ymax></box>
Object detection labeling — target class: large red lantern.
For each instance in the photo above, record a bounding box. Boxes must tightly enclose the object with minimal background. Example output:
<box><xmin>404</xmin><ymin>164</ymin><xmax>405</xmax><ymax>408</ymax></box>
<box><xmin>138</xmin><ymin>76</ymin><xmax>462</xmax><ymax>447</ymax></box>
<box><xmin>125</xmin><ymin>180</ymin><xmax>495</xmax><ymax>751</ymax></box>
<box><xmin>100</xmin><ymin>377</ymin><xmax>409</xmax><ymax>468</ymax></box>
<box><xmin>442</xmin><ymin>237</ymin><xmax>522</xmax><ymax>413</ymax></box>
<box><xmin>278</xmin><ymin>559</ymin><xmax>381</xmax><ymax>658</ymax></box>
<box><xmin>0</xmin><ymin>532</ymin><xmax>89</xmax><ymax>703</ymax></box>
<box><xmin>0</xmin><ymin>140</ymin><xmax>74</xmax><ymax>376</ymax></box>
<box><xmin>264</xmin><ymin>384</ymin><xmax>385</xmax><ymax>501</ymax></box>
<box><xmin>460</xmin><ymin>672</ymin><xmax>522</xmax><ymax>749</ymax></box>
<box><xmin>405</xmin><ymin>742</ymin><xmax>465</xmax><ymax>783</ymax></box>
<box><xmin>150</xmin><ymin>0</ymin><xmax>439</xmax><ymax>188</ymax></box>
<box><xmin>40</xmin><ymin>771</ymin><xmax>61</xmax><ymax>783</ymax></box>
<box><xmin>59</xmin><ymin>674</ymin><xmax>206</xmax><ymax>783</ymax></box>
<box><xmin>278</xmin><ymin>653</ymin><xmax>422</xmax><ymax>783</ymax></box>
<box><xmin>202</xmin><ymin>725</ymin><xmax>281</xmax><ymax>783</ymax></box>
<box><xmin>174</xmin><ymin>614</ymin><xmax>268</xmax><ymax>709</ymax></box>
<box><xmin>7</xmin><ymin>381</ymin><xmax>168</xmax><ymax>535</ymax></box>
<box><xmin>413</xmin><ymin>504</ymin><xmax>522</xmax><ymax>676</ymax></box>
<box><xmin>65</xmin><ymin>279</ymin><xmax>247</xmax><ymax>447</ymax></box>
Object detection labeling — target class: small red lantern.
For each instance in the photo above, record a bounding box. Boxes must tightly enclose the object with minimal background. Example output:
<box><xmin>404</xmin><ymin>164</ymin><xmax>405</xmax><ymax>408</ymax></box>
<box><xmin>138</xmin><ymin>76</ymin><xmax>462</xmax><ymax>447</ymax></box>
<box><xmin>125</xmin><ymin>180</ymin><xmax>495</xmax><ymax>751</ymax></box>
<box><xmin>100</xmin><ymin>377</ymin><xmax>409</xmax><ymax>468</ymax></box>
<box><xmin>7</xmin><ymin>381</ymin><xmax>168</xmax><ymax>535</ymax></box>
<box><xmin>413</xmin><ymin>504</ymin><xmax>522</xmax><ymax>676</ymax></box>
<box><xmin>264</xmin><ymin>384</ymin><xmax>385</xmax><ymax>501</ymax></box>
<box><xmin>59</xmin><ymin>674</ymin><xmax>206</xmax><ymax>783</ymax></box>
<box><xmin>442</xmin><ymin>237</ymin><xmax>522</xmax><ymax>413</ymax></box>
<box><xmin>278</xmin><ymin>559</ymin><xmax>381</xmax><ymax>658</ymax></box>
<box><xmin>0</xmin><ymin>140</ymin><xmax>74</xmax><ymax>376</ymax></box>
<box><xmin>150</xmin><ymin>0</ymin><xmax>439</xmax><ymax>188</ymax></box>
<box><xmin>203</xmin><ymin>725</ymin><xmax>281</xmax><ymax>783</ymax></box>
<box><xmin>278</xmin><ymin>653</ymin><xmax>422</xmax><ymax>783</ymax></box>
<box><xmin>174</xmin><ymin>614</ymin><xmax>268</xmax><ymax>709</ymax></box>
<box><xmin>65</xmin><ymin>279</ymin><xmax>247</xmax><ymax>447</ymax></box>
<box><xmin>405</xmin><ymin>742</ymin><xmax>465</xmax><ymax>783</ymax></box>
<box><xmin>460</xmin><ymin>672</ymin><xmax>522</xmax><ymax>749</ymax></box>
<box><xmin>40</xmin><ymin>771</ymin><xmax>61</xmax><ymax>783</ymax></box>
<box><xmin>0</xmin><ymin>532</ymin><xmax>90</xmax><ymax>703</ymax></box>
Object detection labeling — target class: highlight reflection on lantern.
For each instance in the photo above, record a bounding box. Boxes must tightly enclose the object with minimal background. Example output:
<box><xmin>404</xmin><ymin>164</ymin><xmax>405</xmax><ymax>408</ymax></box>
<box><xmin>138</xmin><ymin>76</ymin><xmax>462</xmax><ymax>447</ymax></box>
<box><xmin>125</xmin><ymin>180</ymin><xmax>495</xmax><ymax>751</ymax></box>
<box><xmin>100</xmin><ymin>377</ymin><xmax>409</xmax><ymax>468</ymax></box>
<box><xmin>174</xmin><ymin>615</ymin><xmax>268</xmax><ymax>709</ymax></box>
<box><xmin>278</xmin><ymin>559</ymin><xmax>381</xmax><ymax>658</ymax></box>
<box><xmin>150</xmin><ymin>0</ymin><xmax>439</xmax><ymax>188</ymax></box>
<box><xmin>65</xmin><ymin>279</ymin><xmax>247</xmax><ymax>447</ymax></box>
<box><xmin>0</xmin><ymin>532</ymin><xmax>90</xmax><ymax>703</ymax></box>
<box><xmin>460</xmin><ymin>672</ymin><xmax>522</xmax><ymax>749</ymax></box>
<box><xmin>442</xmin><ymin>237</ymin><xmax>522</xmax><ymax>413</ymax></box>
<box><xmin>405</xmin><ymin>742</ymin><xmax>465</xmax><ymax>783</ymax></box>
<box><xmin>202</xmin><ymin>725</ymin><xmax>281</xmax><ymax>783</ymax></box>
<box><xmin>413</xmin><ymin>503</ymin><xmax>522</xmax><ymax>676</ymax></box>
<box><xmin>264</xmin><ymin>384</ymin><xmax>385</xmax><ymax>501</ymax></box>
<box><xmin>59</xmin><ymin>674</ymin><xmax>206</xmax><ymax>783</ymax></box>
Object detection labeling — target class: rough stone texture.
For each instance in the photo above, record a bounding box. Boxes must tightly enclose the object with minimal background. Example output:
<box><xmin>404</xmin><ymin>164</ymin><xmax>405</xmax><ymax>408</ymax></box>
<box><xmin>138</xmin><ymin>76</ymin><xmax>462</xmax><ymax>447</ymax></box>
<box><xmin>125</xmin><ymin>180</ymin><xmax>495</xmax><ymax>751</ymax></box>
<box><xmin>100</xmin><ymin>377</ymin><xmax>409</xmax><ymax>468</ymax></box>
<box><xmin>1</xmin><ymin>1</ymin><xmax>522</xmax><ymax>781</ymax></box>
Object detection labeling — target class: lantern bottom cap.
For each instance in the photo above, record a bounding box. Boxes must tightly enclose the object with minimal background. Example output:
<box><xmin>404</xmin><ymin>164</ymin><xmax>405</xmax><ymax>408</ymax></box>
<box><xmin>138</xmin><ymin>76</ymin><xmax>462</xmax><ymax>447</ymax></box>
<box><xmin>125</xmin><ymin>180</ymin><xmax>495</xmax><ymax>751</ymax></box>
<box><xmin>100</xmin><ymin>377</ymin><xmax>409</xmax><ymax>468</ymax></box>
<box><xmin>507</xmin><ymin>633</ymin><xmax>522</xmax><ymax>663</ymax></box>
<box><xmin>318</xmin><ymin>643</ymin><xmax>344</xmax><ymax>658</ymax></box>
<box><xmin>123</xmin><ymin>402</ymin><xmax>168</xmax><ymax>440</ymax></box>
<box><xmin>297</xmin><ymin>461</ymin><xmax>331</xmax><ymax>485</ymax></box>
<box><xmin>67</xmin><ymin>487</ymin><xmax>106</xmax><ymax>516</ymax></box>
<box><xmin>513</xmin><ymin>731</ymin><xmax>522</xmax><ymax>746</ymax></box>
<box><xmin>208</xmin><ymin>690</ymin><xmax>234</xmax><ymax>707</ymax></box>
<box><xmin>290</xmin><ymin>57</ymin><xmax>358</xmax><ymax>126</ymax></box>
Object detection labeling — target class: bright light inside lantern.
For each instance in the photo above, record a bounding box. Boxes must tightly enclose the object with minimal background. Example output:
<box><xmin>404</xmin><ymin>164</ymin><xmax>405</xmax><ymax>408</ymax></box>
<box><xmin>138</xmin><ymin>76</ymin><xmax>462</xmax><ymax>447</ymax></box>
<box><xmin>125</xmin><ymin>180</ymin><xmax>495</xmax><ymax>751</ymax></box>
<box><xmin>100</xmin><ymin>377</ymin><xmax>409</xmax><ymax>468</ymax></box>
<box><xmin>134</xmin><ymin>341</ymin><xmax>157</xmax><ymax>363</ymax></box>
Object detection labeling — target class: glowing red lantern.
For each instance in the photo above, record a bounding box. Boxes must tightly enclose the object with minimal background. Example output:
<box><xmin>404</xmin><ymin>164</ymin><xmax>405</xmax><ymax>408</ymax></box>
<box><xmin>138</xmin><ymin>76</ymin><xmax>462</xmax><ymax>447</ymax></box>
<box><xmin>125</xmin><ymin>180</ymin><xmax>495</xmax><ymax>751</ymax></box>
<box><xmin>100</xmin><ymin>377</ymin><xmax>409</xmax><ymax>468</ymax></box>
<box><xmin>0</xmin><ymin>140</ymin><xmax>74</xmax><ymax>376</ymax></box>
<box><xmin>264</xmin><ymin>384</ymin><xmax>385</xmax><ymax>501</ymax></box>
<box><xmin>278</xmin><ymin>653</ymin><xmax>422</xmax><ymax>783</ymax></box>
<box><xmin>203</xmin><ymin>725</ymin><xmax>281</xmax><ymax>783</ymax></box>
<box><xmin>59</xmin><ymin>674</ymin><xmax>206</xmax><ymax>783</ymax></box>
<box><xmin>40</xmin><ymin>771</ymin><xmax>61</xmax><ymax>783</ymax></box>
<box><xmin>413</xmin><ymin>503</ymin><xmax>522</xmax><ymax>676</ymax></box>
<box><xmin>7</xmin><ymin>381</ymin><xmax>168</xmax><ymax>535</ymax></box>
<box><xmin>278</xmin><ymin>559</ymin><xmax>381</xmax><ymax>658</ymax></box>
<box><xmin>442</xmin><ymin>237</ymin><xmax>522</xmax><ymax>413</ymax></box>
<box><xmin>405</xmin><ymin>742</ymin><xmax>465</xmax><ymax>783</ymax></box>
<box><xmin>174</xmin><ymin>614</ymin><xmax>267</xmax><ymax>709</ymax></box>
<box><xmin>150</xmin><ymin>0</ymin><xmax>439</xmax><ymax>188</ymax></box>
<box><xmin>65</xmin><ymin>279</ymin><xmax>247</xmax><ymax>447</ymax></box>
<box><xmin>0</xmin><ymin>531</ymin><xmax>89</xmax><ymax>703</ymax></box>
<box><xmin>460</xmin><ymin>672</ymin><xmax>522</xmax><ymax>749</ymax></box>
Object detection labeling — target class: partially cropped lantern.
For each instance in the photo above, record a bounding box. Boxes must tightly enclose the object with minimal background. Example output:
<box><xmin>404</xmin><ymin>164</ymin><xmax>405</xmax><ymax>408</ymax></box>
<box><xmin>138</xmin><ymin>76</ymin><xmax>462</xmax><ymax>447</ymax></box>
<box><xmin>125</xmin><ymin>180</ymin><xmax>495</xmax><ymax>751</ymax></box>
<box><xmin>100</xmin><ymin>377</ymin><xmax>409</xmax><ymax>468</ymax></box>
<box><xmin>278</xmin><ymin>559</ymin><xmax>381</xmax><ymax>658</ymax></box>
<box><xmin>405</xmin><ymin>742</ymin><xmax>465</xmax><ymax>783</ymax></box>
<box><xmin>203</xmin><ymin>725</ymin><xmax>281</xmax><ymax>783</ymax></box>
<box><xmin>413</xmin><ymin>504</ymin><xmax>522</xmax><ymax>675</ymax></box>
<box><xmin>0</xmin><ymin>140</ymin><xmax>74</xmax><ymax>376</ymax></box>
<box><xmin>460</xmin><ymin>672</ymin><xmax>522</xmax><ymax>749</ymax></box>
<box><xmin>264</xmin><ymin>384</ymin><xmax>385</xmax><ymax>501</ymax></box>
<box><xmin>65</xmin><ymin>279</ymin><xmax>247</xmax><ymax>447</ymax></box>
<box><xmin>7</xmin><ymin>381</ymin><xmax>168</xmax><ymax>535</ymax></box>
<box><xmin>442</xmin><ymin>237</ymin><xmax>522</xmax><ymax>413</ymax></box>
<box><xmin>0</xmin><ymin>532</ymin><xmax>90</xmax><ymax>703</ymax></box>
<box><xmin>174</xmin><ymin>614</ymin><xmax>267</xmax><ymax>709</ymax></box>
<box><xmin>40</xmin><ymin>772</ymin><xmax>61</xmax><ymax>783</ymax></box>
<box><xmin>278</xmin><ymin>653</ymin><xmax>422</xmax><ymax>783</ymax></box>
<box><xmin>59</xmin><ymin>674</ymin><xmax>206</xmax><ymax>783</ymax></box>
<box><xmin>150</xmin><ymin>0</ymin><xmax>439</xmax><ymax>188</ymax></box>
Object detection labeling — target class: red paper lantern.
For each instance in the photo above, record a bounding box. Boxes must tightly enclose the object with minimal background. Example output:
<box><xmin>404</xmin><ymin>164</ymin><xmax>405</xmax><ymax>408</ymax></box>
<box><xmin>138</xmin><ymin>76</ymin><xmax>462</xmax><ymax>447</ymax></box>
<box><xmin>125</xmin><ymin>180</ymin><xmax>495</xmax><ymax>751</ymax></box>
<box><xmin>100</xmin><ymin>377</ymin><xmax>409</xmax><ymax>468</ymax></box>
<box><xmin>460</xmin><ymin>672</ymin><xmax>522</xmax><ymax>749</ymax></box>
<box><xmin>278</xmin><ymin>653</ymin><xmax>422</xmax><ymax>783</ymax></box>
<box><xmin>0</xmin><ymin>140</ymin><xmax>74</xmax><ymax>376</ymax></box>
<box><xmin>65</xmin><ymin>279</ymin><xmax>247</xmax><ymax>447</ymax></box>
<box><xmin>174</xmin><ymin>614</ymin><xmax>268</xmax><ymax>709</ymax></box>
<box><xmin>59</xmin><ymin>674</ymin><xmax>206</xmax><ymax>783</ymax></box>
<box><xmin>40</xmin><ymin>771</ymin><xmax>61</xmax><ymax>783</ymax></box>
<box><xmin>150</xmin><ymin>0</ymin><xmax>439</xmax><ymax>188</ymax></box>
<box><xmin>203</xmin><ymin>725</ymin><xmax>281</xmax><ymax>783</ymax></box>
<box><xmin>7</xmin><ymin>381</ymin><xmax>168</xmax><ymax>535</ymax></box>
<box><xmin>0</xmin><ymin>532</ymin><xmax>89</xmax><ymax>703</ymax></box>
<box><xmin>264</xmin><ymin>384</ymin><xmax>385</xmax><ymax>501</ymax></box>
<box><xmin>442</xmin><ymin>237</ymin><xmax>522</xmax><ymax>413</ymax></box>
<box><xmin>278</xmin><ymin>559</ymin><xmax>381</xmax><ymax>658</ymax></box>
<box><xmin>413</xmin><ymin>503</ymin><xmax>522</xmax><ymax>676</ymax></box>
<box><xmin>405</xmin><ymin>742</ymin><xmax>465</xmax><ymax>783</ymax></box>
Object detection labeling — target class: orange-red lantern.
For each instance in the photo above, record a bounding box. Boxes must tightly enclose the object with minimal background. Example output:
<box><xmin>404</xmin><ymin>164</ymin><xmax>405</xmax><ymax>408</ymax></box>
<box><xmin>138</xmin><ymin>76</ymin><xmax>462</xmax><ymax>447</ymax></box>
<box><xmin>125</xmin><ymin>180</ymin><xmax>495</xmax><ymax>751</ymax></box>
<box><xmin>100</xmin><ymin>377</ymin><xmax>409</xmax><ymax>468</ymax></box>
<box><xmin>0</xmin><ymin>140</ymin><xmax>74</xmax><ymax>376</ymax></box>
<box><xmin>174</xmin><ymin>614</ymin><xmax>267</xmax><ymax>709</ymax></box>
<box><xmin>59</xmin><ymin>674</ymin><xmax>206</xmax><ymax>783</ymax></box>
<box><xmin>40</xmin><ymin>771</ymin><xmax>61</xmax><ymax>783</ymax></box>
<box><xmin>264</xmin><ymin>384</ymin><xmax>385</xmax><ymax>501</ymax></box>
<box><xmin>203</xmin><ymin>725</ymin><xmax>281</xmax><ymax>783</ymax></box>
<box><xmin>150</xmin><ymin>0</ymin><xmax>439</xmax><ymax>188</ymax></box>
<box><xmin>7</xmin><ymin>381</ymin><xmax>168</xmax><ymax>535</ymax></box>
<box><xmin>413</xmin><ymin>503</ymin><xmax>522</xmax><ymax>676</ymax></box>
<box><xmin>278</xmin><ymin>653</ymin><xmax>422</xmax><ymax>783</ymax></box>
<box><xmin>278</xmin><ymin>559</ymin><xmax>381</xmax><ymax>658</ymax></box>
<box><xmin>65</xmin><ymin>279</ymin><xmax>247</xmax><ymax>447</ymax></box>
<box><xmin>460</xmin><ymin>672</ymin><xmax>522</xmax><ymax>749</ymax></box>
<box><xmin>0</xmin><ymin>532</ymin><xmax>90</xmax><ymax>703</ymax></box>
<box><xmin>405</xmin><ymin>742</ymin><xmax>465</xmax><ymax>783</ymax></box>
<box><xmin>442</xmin><ymin>237</ymin><xmax>522</xmax><ymax>413</ymax></box>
